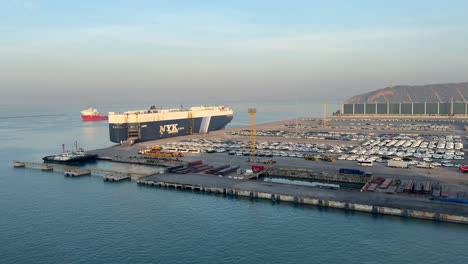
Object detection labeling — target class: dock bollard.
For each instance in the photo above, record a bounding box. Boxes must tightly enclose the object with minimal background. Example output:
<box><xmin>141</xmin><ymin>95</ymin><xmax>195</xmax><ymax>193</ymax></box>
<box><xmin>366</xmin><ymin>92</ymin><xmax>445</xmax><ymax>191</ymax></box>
<box><xmin>434</xmin><ymin>212</ymin><xmax>440</xmax><ymax>222</ymax></box>
<box><xmin>402</xmin><ymin>209</ymin><xmax>408</xmax><ymax>218</ymax></box>
<box><xmin>372</xmin><ymin>206</ymin><xmax>379</xmax><ymax>214</ymax></box>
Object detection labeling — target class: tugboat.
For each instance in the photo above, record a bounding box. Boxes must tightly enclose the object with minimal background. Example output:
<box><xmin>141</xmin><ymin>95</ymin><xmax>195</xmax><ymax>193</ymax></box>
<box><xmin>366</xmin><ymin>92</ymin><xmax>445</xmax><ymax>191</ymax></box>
<box><xmin>81</xmin><ymin>107</ymin><xmax>108</xmax><ymax>121</ymax></box>
<box><xmin>43</xmin><ymin>143</ymin><xmax>97</xmax><ymax>163</ymax></box>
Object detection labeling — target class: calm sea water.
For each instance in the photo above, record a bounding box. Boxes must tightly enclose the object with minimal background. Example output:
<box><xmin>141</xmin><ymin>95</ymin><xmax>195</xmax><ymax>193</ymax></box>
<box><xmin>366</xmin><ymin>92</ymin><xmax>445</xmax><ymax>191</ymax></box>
<box><xmin>1</xmin><ymin>101</ymin><xmax>467</xmax><ymax>264</ymax></box>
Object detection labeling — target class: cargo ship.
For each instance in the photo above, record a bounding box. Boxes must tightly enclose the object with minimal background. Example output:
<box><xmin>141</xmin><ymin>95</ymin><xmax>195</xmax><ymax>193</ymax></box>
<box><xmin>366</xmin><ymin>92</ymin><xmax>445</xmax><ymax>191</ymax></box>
<box><xmin>43</xmin><ymin>144</ymin><xmax>97</xmax><ymax>163</ymax></box>
<box><xmin>108</xmin><ymin>105</ymin><xmax>234</xmax><ymax>143</ymax></box>
<box><xmin>81</xmin><ymin>107</ymin><xmax>108</xmax><ymax>121</ymax></box>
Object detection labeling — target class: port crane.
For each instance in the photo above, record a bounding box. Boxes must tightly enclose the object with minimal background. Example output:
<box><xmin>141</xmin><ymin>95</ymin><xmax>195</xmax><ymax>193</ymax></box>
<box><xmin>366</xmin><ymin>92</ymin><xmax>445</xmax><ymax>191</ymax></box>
<box><xmin>322</xmin><ymin>100</ymin><xmax>327</xmax><ymax>127</ymax></box>
<box><xmin>248</xmin><ymin>107</ymin><xmax>257</xmax><ymax>161</ymax></box>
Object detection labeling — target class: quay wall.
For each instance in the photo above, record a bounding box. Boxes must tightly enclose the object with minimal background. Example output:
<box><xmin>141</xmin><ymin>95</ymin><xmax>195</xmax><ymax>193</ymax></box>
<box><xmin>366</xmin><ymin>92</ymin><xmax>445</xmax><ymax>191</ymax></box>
<box><xmin>139</xmin><ymin>179</ymin><xmax>468</xmax><ymax>225</ymax></box>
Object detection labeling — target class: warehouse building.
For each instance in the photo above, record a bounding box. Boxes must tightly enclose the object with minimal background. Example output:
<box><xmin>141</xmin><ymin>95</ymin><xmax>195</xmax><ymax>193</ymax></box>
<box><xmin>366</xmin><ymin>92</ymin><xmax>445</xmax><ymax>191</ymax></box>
<box><xmin>341</xmin><ymin>102</ymin><xmax>468</xmax><ymax>116</ymax></box>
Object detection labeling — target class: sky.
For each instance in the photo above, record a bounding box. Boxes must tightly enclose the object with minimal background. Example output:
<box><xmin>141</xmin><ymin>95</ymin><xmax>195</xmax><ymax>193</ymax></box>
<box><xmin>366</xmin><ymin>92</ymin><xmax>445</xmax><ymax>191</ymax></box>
<box><xmin>1</xmin><ymin>0</ymin><xmax>467</xmax><ymax>106</ymax></box>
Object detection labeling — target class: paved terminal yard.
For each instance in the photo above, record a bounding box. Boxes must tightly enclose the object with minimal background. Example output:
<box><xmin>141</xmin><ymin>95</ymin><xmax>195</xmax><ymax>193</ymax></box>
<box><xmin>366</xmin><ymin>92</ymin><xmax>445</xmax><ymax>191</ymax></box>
<box><xmin>85</xmin><ymin>116</ymin><xmax>468</xmax><ymax>223</ymax></box>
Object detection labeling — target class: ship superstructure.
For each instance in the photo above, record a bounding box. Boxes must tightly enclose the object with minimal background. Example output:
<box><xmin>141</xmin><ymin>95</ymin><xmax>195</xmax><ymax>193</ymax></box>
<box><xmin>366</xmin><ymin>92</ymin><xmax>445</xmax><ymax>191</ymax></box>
<box><xmin>108</xmin><ymin>105</ymin><xmax>234</xmax><ymax>143</ymax></box>
<box><xmin>81</xmin><ymin>107</ymin><xmax>108</xmax><ymax>121</ymax></box>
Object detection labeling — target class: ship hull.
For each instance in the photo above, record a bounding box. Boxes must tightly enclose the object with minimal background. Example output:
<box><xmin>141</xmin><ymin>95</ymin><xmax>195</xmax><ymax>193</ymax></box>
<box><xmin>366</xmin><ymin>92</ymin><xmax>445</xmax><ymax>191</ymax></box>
<box><xmin>82</xmin><ymin>115</ymin><xmax>108</xmax><ymax>121</ymax></box>
<box><xmin>42</xmin><ymin>154</ymin><xmax>98</xmax><ymax>163</ymax></box>
<box><xmin>109</xmin><ymin>114</ymin><xmax>233</xmax><ymax>143</ymax></box>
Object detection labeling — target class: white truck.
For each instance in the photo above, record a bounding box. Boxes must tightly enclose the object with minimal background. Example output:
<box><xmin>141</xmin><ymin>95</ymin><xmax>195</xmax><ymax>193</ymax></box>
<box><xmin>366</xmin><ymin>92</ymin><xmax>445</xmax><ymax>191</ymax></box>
<box><xmin>387</xmin><ymin>160</ymin><xmax>409</xmax><ymax>168</ymax></box>
<box><xmin>417</xmin><ymin>162</ymin><xmax>434</xmax><ymax>169</ymax></box>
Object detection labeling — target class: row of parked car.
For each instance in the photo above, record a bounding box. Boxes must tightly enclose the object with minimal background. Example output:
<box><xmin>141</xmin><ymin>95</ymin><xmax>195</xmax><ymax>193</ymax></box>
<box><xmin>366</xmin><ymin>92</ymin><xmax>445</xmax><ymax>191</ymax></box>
<box><xmin>230</xmin><ymin>129</ymin><xmax>372</xmax><ymax>141</ymax></box>
<box><xmin>162</xmin><ymin>138</ymin><xmax>356</xmax><ymax>155</ymax></box>
<box><xmin>348</xmin><ymin>134</ymin><xmax>465</xmax><ymax>160</ymax></box>
<box><xmin>337</xmin><ymin>154</ymin><xmax>458</xmax><ymax>168</ymax></box>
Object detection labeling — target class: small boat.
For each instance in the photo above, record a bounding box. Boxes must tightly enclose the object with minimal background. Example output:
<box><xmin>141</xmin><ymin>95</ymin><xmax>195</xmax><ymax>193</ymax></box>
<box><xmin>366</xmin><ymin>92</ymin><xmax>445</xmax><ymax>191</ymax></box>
<box><xmin>43</xmin><ymin>143</ymin><xmax>97</xmax><ymax>163</ymax></box>
<box><xmin>81</xmin><ymin>107</ymin><xmax>108</xmax><ymax>121</ymax></box>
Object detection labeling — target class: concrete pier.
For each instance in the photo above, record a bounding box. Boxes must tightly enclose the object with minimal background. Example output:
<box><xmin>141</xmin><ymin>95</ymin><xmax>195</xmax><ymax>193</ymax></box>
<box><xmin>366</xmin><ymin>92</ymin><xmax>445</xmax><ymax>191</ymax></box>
<box><xmin>13</xmin><ymin>161</ymin><xmax>25</xmax><ymax>168</ymax></box>
<box><xmin>138</xmin><ymin>173</ymin><xmax>468</xmax><ymax>225</ymax></box>
<box><xmin>64</xmin><ymin>169</ymin><xmax>91</xmax><ymax>177</ymax></box>
<box><xmin>12</xmin><ymin>161</ymin><xmax>160</xmax><ymax>182</ymax></box>
<box><xmin>102</xmin><ymin>173</ymin><xmax>131</xmax><ymax>182</ymax></box>
<box><xmin>94</xmin><ymin>155</ymin><xmax>184</xmax><ymax>167</ymax></box>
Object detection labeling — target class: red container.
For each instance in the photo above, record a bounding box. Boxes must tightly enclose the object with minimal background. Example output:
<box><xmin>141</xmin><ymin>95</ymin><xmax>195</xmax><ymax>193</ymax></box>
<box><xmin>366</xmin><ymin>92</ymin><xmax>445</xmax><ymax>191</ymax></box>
<box><xmin>373</xmin><ymin>177</ymin><xmax>384</xmax><ymax>184</ymax></box>
<box><xmin>252</xmin><ymin>165</ymin><xmax>265</xmax><ymax>172</ymax></box>
<box><xmin>206</xmin><ymin>165</ymin><xmax>230</xmax><ymax>174</ymax></box>
<box><xmin>193</xmin><ymin>166</ymin><xmax>213</xmax><ymax>173</ymax></box>
<box><xmin>367</xmin><ymin>183</ymin><xmax>378</xmax><ymax>192</ymax></box>
<box><xmin>404</xmin><ymin>180</ymin><xmax>414</xmax><ymax>192</ymax></box>
<box><xmin>187</xmin><ymin>160</ymin><xmax>203</xmax><ymax>167</ymax></box>
<box><xmin>380</xmin><ymin>179</ymin><xmax>393</xmax><ymax>189</ymax></box>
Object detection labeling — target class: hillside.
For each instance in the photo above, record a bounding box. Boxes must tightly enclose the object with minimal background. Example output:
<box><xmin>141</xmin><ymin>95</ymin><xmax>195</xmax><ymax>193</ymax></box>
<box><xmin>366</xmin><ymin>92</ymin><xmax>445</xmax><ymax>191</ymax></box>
<box><xmin>345</xmin><ymin>82</ymin><xmax>468</xmax><ymax>104</ymax></box>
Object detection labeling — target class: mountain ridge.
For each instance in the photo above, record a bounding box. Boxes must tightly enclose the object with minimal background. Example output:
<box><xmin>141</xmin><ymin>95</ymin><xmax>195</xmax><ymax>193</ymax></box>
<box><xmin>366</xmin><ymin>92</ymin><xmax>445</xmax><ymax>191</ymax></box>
<box><xmin>345</xmin><ymin>82</ymin><xmax>468</xmax><ymax>104</ymax></box>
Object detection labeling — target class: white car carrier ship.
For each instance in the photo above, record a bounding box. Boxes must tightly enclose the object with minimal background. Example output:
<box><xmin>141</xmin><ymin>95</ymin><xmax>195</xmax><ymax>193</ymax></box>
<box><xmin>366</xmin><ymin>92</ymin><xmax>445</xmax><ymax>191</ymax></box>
<box><xmin>108</xmin><ymin>105</ymin><xmax>234</xmax><ymax>143</ymax></box>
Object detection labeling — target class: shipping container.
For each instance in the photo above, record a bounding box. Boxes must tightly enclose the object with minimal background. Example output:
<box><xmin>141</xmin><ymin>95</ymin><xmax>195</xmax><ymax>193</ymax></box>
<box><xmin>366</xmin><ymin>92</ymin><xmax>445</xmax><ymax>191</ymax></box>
<box><xmin>367</xmin><ymin>183</ymin><xmax>378</xmax><ymax>192</ymax></box>
<box><xmin>414</xmin><ymin>181</ymin><xmax>423</xmax><ymax>193</ymax></box>
<box><xmin>404</xmin><ymin>180</ymin><xmax>414</xmax><ymax>192</ymax></box>
<box><xmin>432</xmin><ymin>182</ymin><xmax>441</xmax><ymax>197</ymax></box>
<box><xmin>218</xmin><ymin>166</ymin><xmax>240</xmax><ymax>176</ymax></box>
<box><xmin>192</xmin><ymin>165</ymin><xmax>213</xmax><ymax>173</ymax></box>
<box><xmin>252</xmin><ymin>165</ymin><xmax>265</xmax><ymax>172</ymax></box>
<box><xmin>440</xmin><ymin>184</ymin><xmax>449</xmax><ymax>197</ymax></box>
<box><xmin>189</xmin><ymin>164</ymin><xmax>210</xmax><ymax>171</ymax></box>
<box><xmin>423</xmin><ymin>181</ymin><xmax>432</xmax><ymax>194</ymax></box>
<box><xmin>206</xmin><ymin>165</ymin><xmax>230</xmax><ymax>174</ymax></box>
<box><xmin>380</xmin><ymin>179</ymin><xmax>393</xmax><ymax>189</ymax></box>
<box><xmin>167</xmin><ymin>164</ymin><xmax>185</xmax><ymax>173</ymax></box>
<box><xmin>172</xmin><ymin>167</ymin><xmax>189</xmax><ymax>173</ymax></box>
<box><xmin>373</xmin><ymin>177</ymin><xmax>384</xmax><ymax>184</ymax></box>
<box><xmin>175</xmin><ymin>168</ymin><xmax>191</xmax><ymax>174</ymax></box>
<box><xmin>396</xmin><ymin>180</ymin><xmax>406</xmax><ymax>193</ymax></box>
<box><xmin>386</xmin><ymin>185</ymin><xmax>398</xmax><ymax>194</ymax></box>
<box><xmin>190</xmin><ymin>163</ymin><xmax>207</xmax><ymax>169</ymax></box>
<box><xmin>187</xmin><ymin>160</ymin><xmax>203</xmax><ymax>167</ymax></box>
